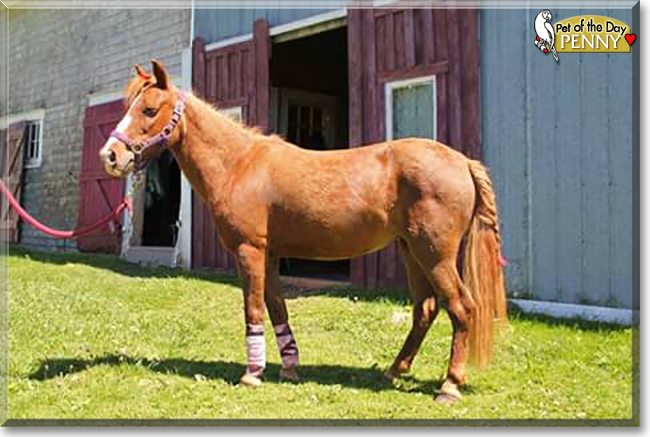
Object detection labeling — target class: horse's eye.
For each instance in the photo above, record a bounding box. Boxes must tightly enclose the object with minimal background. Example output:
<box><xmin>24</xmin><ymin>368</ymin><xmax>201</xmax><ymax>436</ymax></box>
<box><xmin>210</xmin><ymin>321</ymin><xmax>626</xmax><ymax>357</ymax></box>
<box><xmin>143</xmin><ymin>107</ymin><xmax>158</xmax><ymax>118</ymax></box>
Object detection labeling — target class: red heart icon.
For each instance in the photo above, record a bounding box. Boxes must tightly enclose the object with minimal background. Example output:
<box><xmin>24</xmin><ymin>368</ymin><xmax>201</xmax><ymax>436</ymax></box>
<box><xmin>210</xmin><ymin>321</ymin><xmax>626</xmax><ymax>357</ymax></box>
<box><xmin>625</xmin><ymin>33</ymin><xmax>636</xmax><ymax>46</ymax></box>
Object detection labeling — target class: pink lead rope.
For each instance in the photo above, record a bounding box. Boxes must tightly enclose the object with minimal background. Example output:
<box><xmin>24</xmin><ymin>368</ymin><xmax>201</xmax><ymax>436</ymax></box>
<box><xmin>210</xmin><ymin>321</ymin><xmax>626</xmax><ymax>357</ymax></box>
<box><xmin>0</xmin><ymin>177</ymin><xmax>131</xmax><ymax>239</ymax></box>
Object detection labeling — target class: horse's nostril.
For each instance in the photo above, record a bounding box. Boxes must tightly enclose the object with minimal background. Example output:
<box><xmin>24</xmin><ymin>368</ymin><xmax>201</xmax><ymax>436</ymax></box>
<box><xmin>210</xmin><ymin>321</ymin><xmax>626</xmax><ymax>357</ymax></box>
<box><xmin>108</xmin><ymin>150</ymin><xmax>117</xmax><ymax>163</ymax></box>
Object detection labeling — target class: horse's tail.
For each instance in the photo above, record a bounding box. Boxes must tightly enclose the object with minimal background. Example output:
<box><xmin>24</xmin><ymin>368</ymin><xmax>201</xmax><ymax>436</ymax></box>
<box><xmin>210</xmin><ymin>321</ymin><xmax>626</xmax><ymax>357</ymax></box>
<box><xmin>463</xmin><ymin>159</ymin><xmax>507</xmax><ymax>368</ymax></box>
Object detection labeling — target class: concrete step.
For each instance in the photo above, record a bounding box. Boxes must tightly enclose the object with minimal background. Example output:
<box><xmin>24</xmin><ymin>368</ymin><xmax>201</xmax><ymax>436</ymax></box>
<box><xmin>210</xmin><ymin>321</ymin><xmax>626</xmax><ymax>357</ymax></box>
<box><xmin>124</xmin><ymin>246</ymin><xmax>176</xmax><ymax>268</ymax></box>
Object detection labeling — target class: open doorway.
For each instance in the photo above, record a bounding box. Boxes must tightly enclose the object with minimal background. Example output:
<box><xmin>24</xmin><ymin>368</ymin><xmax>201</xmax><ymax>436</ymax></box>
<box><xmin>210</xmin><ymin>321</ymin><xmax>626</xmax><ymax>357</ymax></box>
<box><xmin>141</xmin><ymin>150</ymin><xmax>181</xmax><ymax>247</ymax></box>
<box><xmin>270</xmin><ymin>25</ymin><xmax>350</xmax><ymax>281</ymax></box>
<box><xmin>125</xmin><ymin>149</ymin><xmax>181</xmax><ymax>266</ymax></box>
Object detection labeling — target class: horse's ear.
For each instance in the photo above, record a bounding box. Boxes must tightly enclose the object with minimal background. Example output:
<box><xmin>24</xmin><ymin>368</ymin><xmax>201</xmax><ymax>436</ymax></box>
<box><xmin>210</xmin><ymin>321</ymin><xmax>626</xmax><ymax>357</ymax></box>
<box><xmin>151</xmin><ymin>60</ymin><xmax>169</xmax><ymax>90</ymax></box>
<box><xmin>134</xmin><ymin>64</ymin><xmax>151</xmax><ymax>81</ymax></box>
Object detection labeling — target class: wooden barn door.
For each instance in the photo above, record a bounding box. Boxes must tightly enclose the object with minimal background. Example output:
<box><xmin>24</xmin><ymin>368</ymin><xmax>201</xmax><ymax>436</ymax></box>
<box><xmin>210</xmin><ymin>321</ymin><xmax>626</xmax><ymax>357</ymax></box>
<box><xmin>78</xmin><ymin>100</ymin><xmax>126</xmax><ymax>253</ymax></box>
<box><xmin>191</xmin><ymin>19</ymin><xmax>271</xmax><ymax>270</ymax></box>
<box><xmin>348</xmin><ymin>9</ymin><xmax>481</xmax><ymax>289</ymax></box>
<box><xmin>0</xmin><ymin>122</ymin><xmax>27</xmax><ymax>243</ymax></box>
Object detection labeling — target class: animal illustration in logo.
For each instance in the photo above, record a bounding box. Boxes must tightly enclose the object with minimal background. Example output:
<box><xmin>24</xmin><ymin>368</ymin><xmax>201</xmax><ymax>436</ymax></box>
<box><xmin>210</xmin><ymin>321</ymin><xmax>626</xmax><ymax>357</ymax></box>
<box><xmin>534</xmin><ymin>10</ymin><xmax>560</xmax><ymax>63</ymax></box>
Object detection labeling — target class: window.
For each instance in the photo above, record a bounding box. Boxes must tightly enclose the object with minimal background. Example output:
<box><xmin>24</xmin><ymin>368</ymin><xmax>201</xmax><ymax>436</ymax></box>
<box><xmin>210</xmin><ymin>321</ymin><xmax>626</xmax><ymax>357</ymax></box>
<box><xmin>221</xmin><ymin>106</ymin><xmax>243</xmax><ymax>123</ymax></box>
<box><xmin>278</xmin><ymin>89</ymin><xmax>338</xmax><ymax>150</ymax></box>
<box><xmin>385</xmin><ymin>76</ymin><xmax>436</xmax><ymax>141</ymax></box>
<box><xmin>23</xmin><ymin>120</ymin><xmax>42</xmax><ymax>169</ymax></box>
<box><xmin>286</xmin><ymin>104</ymin><xmax>326</xmax><ymax>148</ymax></box>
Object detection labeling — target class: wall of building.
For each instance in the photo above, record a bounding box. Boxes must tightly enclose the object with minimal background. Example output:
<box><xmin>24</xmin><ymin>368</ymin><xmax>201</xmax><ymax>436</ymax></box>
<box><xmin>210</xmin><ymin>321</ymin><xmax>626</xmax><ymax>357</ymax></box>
<box><xmin>195</xmin><ymin>9</ymin><xmax>336</xmax><ymax>44</ymax></box>
<box><xmin>480</xmin><ymin>8</ymin><xmax>634</xmax><ymax>308</ymax></box>
<box><xmin>1</xmin><ymin>9</ymin><xmax>191</xmax><ymax>250</ymax></box>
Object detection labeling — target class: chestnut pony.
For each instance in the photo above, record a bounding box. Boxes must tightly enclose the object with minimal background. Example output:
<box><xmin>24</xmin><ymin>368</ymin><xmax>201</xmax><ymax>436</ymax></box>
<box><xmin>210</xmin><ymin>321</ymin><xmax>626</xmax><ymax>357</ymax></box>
<box><xmin>100</xmin><ymin>61</ymin><xmax>506</xmax><ymax>403</ymax></box>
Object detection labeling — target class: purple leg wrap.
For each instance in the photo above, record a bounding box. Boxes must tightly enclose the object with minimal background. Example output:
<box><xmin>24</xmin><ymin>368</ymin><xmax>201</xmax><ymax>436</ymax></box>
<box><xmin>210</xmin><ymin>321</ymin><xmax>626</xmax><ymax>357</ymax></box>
<box><xmin>245</xmin><ymin>324</ymin><xmax>266</xmax><ymax>377</ymax></box>
<box><xmin>274</xmin><ymin>323</ymin><xmax>299</xmax><ymax>369</ymax></box>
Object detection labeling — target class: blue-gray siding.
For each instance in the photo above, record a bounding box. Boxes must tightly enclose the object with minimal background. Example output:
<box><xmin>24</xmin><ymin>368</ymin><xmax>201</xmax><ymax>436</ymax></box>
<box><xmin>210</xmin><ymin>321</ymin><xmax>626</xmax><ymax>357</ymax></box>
<box><xmin>195</xmin><ymin>9</ymin><xmax>337</xmax><ymax>44</ymax></box>
<box><xmin>481</xmin><ymin>9</ymin><xmax>633</xmax><ymax>308</ymax></box>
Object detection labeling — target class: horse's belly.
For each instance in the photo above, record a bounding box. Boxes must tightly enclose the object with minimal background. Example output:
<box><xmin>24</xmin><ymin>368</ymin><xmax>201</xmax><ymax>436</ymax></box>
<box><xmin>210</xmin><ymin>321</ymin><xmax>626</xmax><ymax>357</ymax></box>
<box><xmin>270</xmin><ymin>210</ymin><xmax>394</xmax><ymax>260</ymax></box>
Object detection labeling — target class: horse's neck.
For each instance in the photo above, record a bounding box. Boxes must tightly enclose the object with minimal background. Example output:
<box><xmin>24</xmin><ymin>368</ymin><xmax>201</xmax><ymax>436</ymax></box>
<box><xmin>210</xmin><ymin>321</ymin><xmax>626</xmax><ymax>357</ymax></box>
<box><xmin>171</xmin><ymin>96</ymin><xmax>254</xmax><ymax>207</ymax></box>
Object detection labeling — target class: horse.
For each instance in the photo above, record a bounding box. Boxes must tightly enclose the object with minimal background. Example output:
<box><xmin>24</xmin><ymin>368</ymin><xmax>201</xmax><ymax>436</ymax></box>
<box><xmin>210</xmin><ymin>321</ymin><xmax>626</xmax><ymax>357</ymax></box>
<box><xmin>100</xmin><ymin>60</ymin><xmax>507</xmax><ymax>404</ymax></box>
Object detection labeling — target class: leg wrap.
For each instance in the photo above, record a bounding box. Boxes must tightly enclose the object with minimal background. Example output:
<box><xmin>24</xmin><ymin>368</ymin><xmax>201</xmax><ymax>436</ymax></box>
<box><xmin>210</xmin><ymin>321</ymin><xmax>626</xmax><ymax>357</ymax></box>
<box><xmin>274</xmin><ymin>323</ymin><xmax>299</xmax><ymax>369</ymax></box>
<box><xmin>245</xmin><ymin>324</ymin><xmax>266</xmax><ymax>377</ymax></box>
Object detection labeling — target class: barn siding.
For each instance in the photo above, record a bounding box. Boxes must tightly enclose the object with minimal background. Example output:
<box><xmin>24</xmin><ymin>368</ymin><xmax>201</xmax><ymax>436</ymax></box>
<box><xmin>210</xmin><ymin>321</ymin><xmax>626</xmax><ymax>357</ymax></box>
<box><xmin>191</xmin><ymin>20</ymin><xmax>271</xmax><ymax>271</ymax></box>
<box><xmin>480</xmin><ymin>9</ymin><xmax>633</xmax><ymax>308</ymax></box>
<box><xmin>195</xmin><ymin>9</ymin><xmax>336</xmax><ymax>44</ymax></box>
<box><xmin>348</xmin><ymin>9</ymin><xmax>479</xmax><ymax>290</ymax></box>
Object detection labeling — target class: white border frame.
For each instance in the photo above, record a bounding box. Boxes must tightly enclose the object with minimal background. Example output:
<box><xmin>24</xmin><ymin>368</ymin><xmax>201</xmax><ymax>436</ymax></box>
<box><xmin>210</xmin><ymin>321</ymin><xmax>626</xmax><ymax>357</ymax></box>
<box><xmin>385</xmin><ymin>75</ymin><xmax>437</xmax><ymax>141</ymax></box>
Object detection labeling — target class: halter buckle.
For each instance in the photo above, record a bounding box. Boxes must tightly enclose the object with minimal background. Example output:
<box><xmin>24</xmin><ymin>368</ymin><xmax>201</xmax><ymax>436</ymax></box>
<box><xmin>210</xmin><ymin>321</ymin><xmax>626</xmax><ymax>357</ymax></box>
<box><xmin>131</xmin><ymin>143</ymin><xmax>144</xmax><ymax>154</ymax></box>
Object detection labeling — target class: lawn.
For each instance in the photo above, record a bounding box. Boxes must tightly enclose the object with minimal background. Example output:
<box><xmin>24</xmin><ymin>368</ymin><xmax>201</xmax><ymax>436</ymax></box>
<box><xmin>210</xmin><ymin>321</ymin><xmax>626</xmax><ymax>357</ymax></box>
<box><xmin>4</xmin><ymin>247</ymin><xmax>635</xmax><ymax>422</ymax></box>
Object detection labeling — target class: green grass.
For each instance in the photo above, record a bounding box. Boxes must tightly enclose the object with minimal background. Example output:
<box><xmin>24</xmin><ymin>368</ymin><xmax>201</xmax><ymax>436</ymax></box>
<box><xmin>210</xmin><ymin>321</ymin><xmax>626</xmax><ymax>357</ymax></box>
<box><xmin>4</xmin><ymin>247</ymin><xmax>634</xmax><ymax>421</ymax></box>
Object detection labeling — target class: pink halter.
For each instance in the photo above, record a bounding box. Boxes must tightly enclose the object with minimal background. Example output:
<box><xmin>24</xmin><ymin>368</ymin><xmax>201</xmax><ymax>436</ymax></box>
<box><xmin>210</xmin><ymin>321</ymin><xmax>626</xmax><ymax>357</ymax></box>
<box><xmin>110</xmin><ymin>91</ymin><xmax>188</xmax><ymax>171</ymax></box>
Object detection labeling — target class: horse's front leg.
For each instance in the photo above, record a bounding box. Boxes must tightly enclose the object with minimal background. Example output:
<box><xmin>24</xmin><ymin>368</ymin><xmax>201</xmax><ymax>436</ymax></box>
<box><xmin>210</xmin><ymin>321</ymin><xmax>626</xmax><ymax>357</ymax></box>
<box><xmin>237</xmin><ymin>243</ymin><xmax>268</xmax><ymax>387</ymax></box>
<box><xmin>265</xmin><ymin>257</ymin><xmax>300</xmax><ymax>382</ymax></box>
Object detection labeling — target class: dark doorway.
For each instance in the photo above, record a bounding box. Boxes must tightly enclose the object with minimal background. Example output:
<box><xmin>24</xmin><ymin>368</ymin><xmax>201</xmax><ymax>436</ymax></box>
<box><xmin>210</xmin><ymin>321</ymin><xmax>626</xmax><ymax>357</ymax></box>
<box><xmin>141</xmin><ymin>150</ymin><xmax>181</xmax><ymax>247</ymax></box>
<box><xmin>271</xmin><ymin>26</ymin><xmax>350</xmax><ymax>281</ymax></box>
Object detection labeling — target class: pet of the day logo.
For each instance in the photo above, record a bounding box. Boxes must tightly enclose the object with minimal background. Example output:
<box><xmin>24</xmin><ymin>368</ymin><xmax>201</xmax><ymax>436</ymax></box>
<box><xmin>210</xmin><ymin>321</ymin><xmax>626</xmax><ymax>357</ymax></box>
<box><xmin>534</xmin><ymin>10</ymin><xmax>635</xmax><ymax>62</ymax></box>
<box><xmin>534</xmin><ymin>10</ymin><xmax>560</xmax><ymax>63</ymax></box>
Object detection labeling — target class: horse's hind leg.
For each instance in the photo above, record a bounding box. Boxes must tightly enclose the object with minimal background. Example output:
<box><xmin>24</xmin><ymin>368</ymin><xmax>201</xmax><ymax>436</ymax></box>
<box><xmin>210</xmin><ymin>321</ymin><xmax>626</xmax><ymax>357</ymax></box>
<box><xmin>405</xmin><ymin>237</ymin><xmax>476</xmax><ymax>404</ymax></box>
<box><xmin>428</xmin><ymin>260</ymin><xmax>475</xmax><ymax>403</ymax></box>
<box><xmin>265</xmin><ymin>256</ymin><xmax>299</xmax><ymax>382</ymax></box>
<box><xmin>384</xmin><ymin>239</ymin><xmax>439</xmax><ymax>382</ymax></box>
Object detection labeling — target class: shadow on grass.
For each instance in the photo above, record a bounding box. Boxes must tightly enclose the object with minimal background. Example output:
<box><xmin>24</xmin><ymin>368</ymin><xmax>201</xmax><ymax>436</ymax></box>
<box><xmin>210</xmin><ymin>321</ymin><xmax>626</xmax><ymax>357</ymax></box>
<box><xmin>8</xmin><ymin>245</ymin><xmax>240</xmax><ymax>286</ymax></box>
<box><xmin>283</xmin><ymin>284</ymin><xmax>410</xmax><ymax>305</ymax></box>
<box><xmin>27</xmin><ymin>354</ymin><xmax>478</xmax><ymax>397</ymax></box>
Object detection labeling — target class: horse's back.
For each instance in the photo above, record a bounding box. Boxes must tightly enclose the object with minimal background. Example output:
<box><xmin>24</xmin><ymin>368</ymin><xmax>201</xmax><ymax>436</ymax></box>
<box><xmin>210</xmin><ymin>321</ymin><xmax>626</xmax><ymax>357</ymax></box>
<box><xmin>257</xmin><ymin>138</ymin><xmax>473</xmax><ymax>259</ymax></box>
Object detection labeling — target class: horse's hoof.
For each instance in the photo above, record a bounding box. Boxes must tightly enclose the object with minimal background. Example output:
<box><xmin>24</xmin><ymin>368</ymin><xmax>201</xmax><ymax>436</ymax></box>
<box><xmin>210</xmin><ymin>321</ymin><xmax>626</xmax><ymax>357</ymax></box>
<box><xmin>279</xmin><ymin>368</ymin><xmax>299</xmax><ymax>382</ymax></box>
<box><xmin>239</xmin><ymin>373</ymin><xmax>263</xmax><ymax>388</ymax></box>
<box><xmin>436</xmin><ymin>382</ymin><xmax>462</xmax><ymax>404</ymax></box>
<box><xmin>383</xmin><ymin>368</ymin><xmax>399</xmax><ymax>383</ymax></box>
<box><xmin>384</xmin><ymin>362</ymin><xmax>410</xmax><ymax>382</ymax></box>
<box><xmin>435</xmin><ymin>392</ymin><xmax>461</xmax><ymax>404</ymax></box>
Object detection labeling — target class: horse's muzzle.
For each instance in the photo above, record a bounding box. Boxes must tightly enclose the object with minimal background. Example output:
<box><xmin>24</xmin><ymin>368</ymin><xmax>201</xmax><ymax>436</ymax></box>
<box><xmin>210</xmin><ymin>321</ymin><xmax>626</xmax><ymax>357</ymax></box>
<box><xmin>100</xmin><ymin>139</ymin><xmax>135</xmax><ymax>178</ymax></box>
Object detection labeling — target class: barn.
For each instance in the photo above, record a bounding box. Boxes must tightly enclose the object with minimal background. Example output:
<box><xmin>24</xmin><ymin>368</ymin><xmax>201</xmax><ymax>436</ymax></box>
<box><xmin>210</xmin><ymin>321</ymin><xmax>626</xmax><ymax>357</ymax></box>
<box><xmin>1</xmin><ymin>6</ymin><xmax>637</xmax><ymax>314</ymax></box>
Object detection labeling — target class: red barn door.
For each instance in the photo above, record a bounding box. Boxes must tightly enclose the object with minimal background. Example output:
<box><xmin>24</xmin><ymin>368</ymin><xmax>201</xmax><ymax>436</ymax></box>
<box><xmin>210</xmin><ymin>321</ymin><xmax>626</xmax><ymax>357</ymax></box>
<box><xmin>78</xmin><ymin>100</ymin><xmax>126</xmax><ymax>253</ymax></box>
<box><xmin>0</xmin><ymin>122</ymin><xmax>27</xmax><ymax>243</ymax></box>
<box><xmin>348</xmin><ymin>9</ymin><xmax>481</xmax><ymax>289</ymax></box>
<box><xmin>191</xmin><ymin>19</ymin><xmax>271</xmax><ymax>270</ymax></box>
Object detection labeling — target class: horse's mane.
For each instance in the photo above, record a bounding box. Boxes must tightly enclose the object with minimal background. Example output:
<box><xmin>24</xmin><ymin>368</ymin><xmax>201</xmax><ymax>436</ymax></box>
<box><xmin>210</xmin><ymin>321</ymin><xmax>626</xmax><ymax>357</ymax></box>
<box><xmin>189</xmin><ymin>94</ymin><xmax>285</xmax><ymax>141</ymax></box>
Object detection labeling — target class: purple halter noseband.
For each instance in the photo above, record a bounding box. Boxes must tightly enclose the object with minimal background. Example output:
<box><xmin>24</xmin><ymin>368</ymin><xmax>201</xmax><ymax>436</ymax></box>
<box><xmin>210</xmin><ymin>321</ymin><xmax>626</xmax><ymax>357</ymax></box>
<box><xmin>110</xmin><ymin>91</ymin><xmax>188</xmax><ymax>171</ymax></box>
